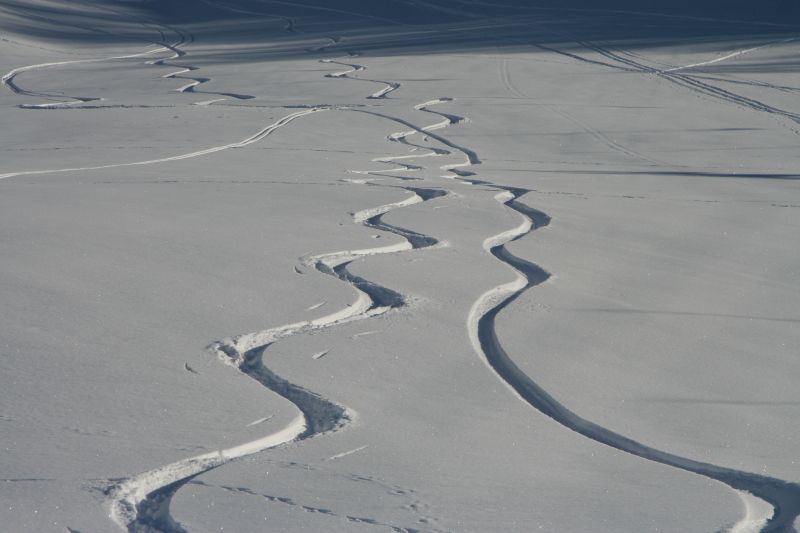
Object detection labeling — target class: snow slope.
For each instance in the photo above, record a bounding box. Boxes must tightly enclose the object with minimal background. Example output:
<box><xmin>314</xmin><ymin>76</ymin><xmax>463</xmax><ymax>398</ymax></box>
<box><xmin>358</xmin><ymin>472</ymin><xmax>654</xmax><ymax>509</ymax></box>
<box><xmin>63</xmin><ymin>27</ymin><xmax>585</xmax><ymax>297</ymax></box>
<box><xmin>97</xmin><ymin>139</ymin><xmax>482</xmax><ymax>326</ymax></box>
<box><xmin>1</xmin><ymin>1</ymin><xmax>799</xmax><ymax>532</ymax></box>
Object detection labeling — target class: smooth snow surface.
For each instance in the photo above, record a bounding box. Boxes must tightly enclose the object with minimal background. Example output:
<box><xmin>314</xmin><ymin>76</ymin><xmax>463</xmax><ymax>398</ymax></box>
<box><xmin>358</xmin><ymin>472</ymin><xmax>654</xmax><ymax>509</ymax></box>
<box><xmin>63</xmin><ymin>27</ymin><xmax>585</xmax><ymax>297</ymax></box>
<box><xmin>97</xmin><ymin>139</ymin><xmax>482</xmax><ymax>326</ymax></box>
<box><xmin>1</xmin><ymin>1</ymin><xmax>799</xmax><ymax>532</ymax></box>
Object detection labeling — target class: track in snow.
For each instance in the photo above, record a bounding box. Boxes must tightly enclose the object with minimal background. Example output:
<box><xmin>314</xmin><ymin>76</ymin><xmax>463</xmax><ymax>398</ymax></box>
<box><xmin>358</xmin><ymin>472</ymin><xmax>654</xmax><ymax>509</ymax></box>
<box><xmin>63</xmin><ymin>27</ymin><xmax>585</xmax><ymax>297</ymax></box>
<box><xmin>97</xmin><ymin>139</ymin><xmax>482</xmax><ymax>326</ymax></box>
<box><xmin>101</xmin><ymin>62</ymin><xmax>449</xmax><ymax>527</ymax></box>
<box><xmin>321</xmin><ymin>58</ymin><xmax>400</xmax><ymax>99</ymax></box>
<box><xmin>405</xmin><ymin>97</ymin><xmax>800</xmax><ymax>533</ymax></box>
<box><xmin>1</xmin><ymin>46</ymin><xmax>167</xmax><ymax>108</ymax></box>
<box><xmin>0</xmin><ymin>107</ymin><xmax>329</xmax><ymax>180</ymax></box>
<box><xmin>108</xmin><ymin>180</ymin><xmax>447</xmax><ymax>531</ymax></box>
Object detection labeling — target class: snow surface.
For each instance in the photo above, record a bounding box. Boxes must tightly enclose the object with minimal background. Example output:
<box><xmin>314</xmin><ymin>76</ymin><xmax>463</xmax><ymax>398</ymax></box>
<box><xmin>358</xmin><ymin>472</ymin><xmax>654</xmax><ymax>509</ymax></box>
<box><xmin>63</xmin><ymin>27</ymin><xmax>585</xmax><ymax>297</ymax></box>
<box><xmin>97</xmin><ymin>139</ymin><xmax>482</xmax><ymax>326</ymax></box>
<box><xmin>1</xmin><ymin>1</ymin><xmax>799</xmax><ymax>532</ymax></box>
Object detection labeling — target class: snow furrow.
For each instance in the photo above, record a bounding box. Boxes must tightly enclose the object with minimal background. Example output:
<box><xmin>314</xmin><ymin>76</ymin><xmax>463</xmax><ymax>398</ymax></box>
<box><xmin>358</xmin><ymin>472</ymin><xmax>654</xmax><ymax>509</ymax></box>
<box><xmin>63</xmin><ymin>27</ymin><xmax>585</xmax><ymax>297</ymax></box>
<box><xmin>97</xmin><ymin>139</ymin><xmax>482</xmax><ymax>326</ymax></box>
<box><xmin>1</xmin><ymin>46</ymin><xmax>168</xmax><ymax>108</ymax></box>
<box><xmin>0</xmin><ymin>107</ymin><xmax>328</xmax><ymax>180</ymax></box>
<box><xmin>469</xmin><ymin>188</ymin><xmax>800</xmax><ymax>533</ymax></box>
<box><xmin>109</xmin><ymin>183</ymin><xmax>445</xmax><ymax>532</ymax></box>
<box><xmin>321</xmin><ymin>58</ymin><xmax>400</xmax><ymax>99</ymax></box>
<box><xmin>105</xmin><ymin>73</ymin><xmax>448</xmax><ymax>528</ymax></box>
<box><xmin>398</xmin><ymin>97</ymin><xmax>800</xmax><ymax>533</ymax></box>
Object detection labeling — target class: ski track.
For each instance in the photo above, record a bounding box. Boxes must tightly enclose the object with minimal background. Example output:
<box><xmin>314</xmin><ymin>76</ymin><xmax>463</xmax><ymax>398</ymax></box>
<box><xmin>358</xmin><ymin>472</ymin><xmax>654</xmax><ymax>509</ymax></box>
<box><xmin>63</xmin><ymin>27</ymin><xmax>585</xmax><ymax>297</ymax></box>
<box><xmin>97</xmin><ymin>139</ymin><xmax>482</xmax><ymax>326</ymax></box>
<box><xmin>577</xmin><ymin>38</ymin><xmax>800</xmax><ymax>128</ymax></box>
<box><xmin>659</xmin><ymin>37</ymin><xmax>798</xmax><ymax>74</ymax></box>
<box><xmin>446</xmin><ymin>1</ymin><xmax>800</xmax><ymax>135</ymax></box>
<box><xmin>346</xmin><ymin>82</ymin><xmax>800</xmax><ymax>532</ymax></box>
<box><xmin>6</xmin><ymin>5</ymin><xmax>799</xmax><ymax>531</ymax></box>
<box><xmin>107</xmin><ymin>182</ymin><xmax>447</xmax><ymax>532</ymax></box>
<box><xmin>522</xmin><ymin>31</ymin><xmax>800</xmax><ymax>134</ymax></box>
<box><xmin>198</xmin><ymin>0</ymin><xmax>298</xmax><ymax>33</ymax></box>
<box><xmin>141</xmin><ymin>26</ymin><xmax>255</xmax><ymax>103</ymax></box>
<box><xmin>0</xmin><ymin>106</ymin><xmax>329</xmax><ymax>180</ymax></box>
<box><xmin>399</xmin><ymin>99</ymin><xmax>800</xmax><ymax>533</ymax></box>
<box><xmin>2</xmin><ymin>23</ymin><xmax>252</xmax><ymax>110</ymax></box>
<box><xmin>497</xmin><ymin>58</ymin><xmax>670</xmax><ymax>167</ymax></box>
<box><xmin>104</xmin><ymin>56</ymin><xmax>452</xmax><ymax>530</ymax></box>
<box><xmin>321</xmin><ymin>58</ymin><xmax>400</xmax><ymax>99</ymax></box>
<box><xmin>1</xmin><ymin>46</ymin><xmax>168</xmax><ymax>108</ymax></box>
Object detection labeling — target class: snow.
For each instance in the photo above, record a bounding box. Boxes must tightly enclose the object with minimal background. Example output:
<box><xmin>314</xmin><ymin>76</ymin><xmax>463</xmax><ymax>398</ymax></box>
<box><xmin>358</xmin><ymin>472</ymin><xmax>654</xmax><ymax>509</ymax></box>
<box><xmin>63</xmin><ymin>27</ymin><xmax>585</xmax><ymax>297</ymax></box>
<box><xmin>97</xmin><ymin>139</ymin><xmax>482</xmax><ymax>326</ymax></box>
<box><xmin>1</xmin><ymin>1</ymin><xmax>799</xmax><ymax>532</ymax></box>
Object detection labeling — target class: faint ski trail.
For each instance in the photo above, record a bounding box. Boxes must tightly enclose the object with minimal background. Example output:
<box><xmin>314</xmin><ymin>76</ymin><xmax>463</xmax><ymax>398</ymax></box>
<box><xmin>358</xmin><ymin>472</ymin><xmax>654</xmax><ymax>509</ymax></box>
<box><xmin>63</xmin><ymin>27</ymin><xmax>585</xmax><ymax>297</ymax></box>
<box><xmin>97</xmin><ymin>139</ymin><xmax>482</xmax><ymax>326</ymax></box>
<box><xmin>659</xmin><ymin>37</ymin><xmax>798</xmax><ymax>73</ymax></box>
<box><xmin>497</xmin><ymin>58</ymin><xmax>669</xmax><ymax>166</ymax></box>
<box><xmin>0</xmin><ymin>107</ymin><xmax>328</xmax><ymax>180</ymax></box>
<box><xmin>327</xmin><ymin>445</ymin><xmax>368</xmax><ymax>461</ymax></box>
<box><xmin>198</xmin><ymin>0</ymin><xmax>298</xmax><ymax>33</ymax></box>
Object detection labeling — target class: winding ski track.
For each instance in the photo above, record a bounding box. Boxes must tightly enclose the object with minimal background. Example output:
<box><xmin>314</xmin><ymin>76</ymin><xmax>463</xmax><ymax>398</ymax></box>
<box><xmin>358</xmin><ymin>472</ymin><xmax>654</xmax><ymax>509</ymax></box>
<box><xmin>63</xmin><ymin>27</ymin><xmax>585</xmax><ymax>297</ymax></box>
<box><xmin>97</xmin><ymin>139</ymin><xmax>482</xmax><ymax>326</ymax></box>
<box><xmin>1</xmin><ymin>22</ymin><xmax>252</xmax><ymax>109</ymax></box>
<box><xmin>5</xmin><ymin>5</ymin><xmax>799</xmax><ymax>530</ymax></box>
<box><xmin>1</xmin><ymin>45</ymin><xmax>168</xmax><ymax>108</ymax></box>
<box><xmin>406</xmin><ymin>97</ymin><xmax>800</xmax><ymax>533</ymax></box>
<box><xmin>469</xmin><ymin>184</ymin><xmax>800</xmax><ymax>533</ymax></box>
<box><xmin>148</xmin><ymin>32</ymin><xmax>255</xmax><ymax>102</ymax></box>
<box><xmin>321</xmin><ymin>58</ymin><xmax>400</xmax><ymax>99</ymax></box>
<box><xmin>108</xmin><ymin>181</ymin><xmax>446</xmax><ymax>532</ymax></box>
<box><xmin>105</xmin><ymin>52</ymin><xmax>454</xmax><ymax>530</ymax></box>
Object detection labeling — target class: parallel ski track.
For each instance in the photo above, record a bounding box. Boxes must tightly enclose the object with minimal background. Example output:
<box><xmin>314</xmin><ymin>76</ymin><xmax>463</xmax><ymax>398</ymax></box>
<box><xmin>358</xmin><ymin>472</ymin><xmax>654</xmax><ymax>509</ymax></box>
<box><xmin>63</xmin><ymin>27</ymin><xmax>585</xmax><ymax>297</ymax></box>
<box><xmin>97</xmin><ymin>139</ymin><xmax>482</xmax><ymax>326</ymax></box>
<box><xmin>569</xmin><ymin>37</ymin><xmax>800</xmax><ymax>131</ymax></box>
<box><xmin>0</xmin><ymin>106</ymin><xmax>329</xmax><ymax>180</ymax></box>
<box><xmin>496</xmin><ymin>58</ymin><xmax>670</xmax><ymax>167</ymax></box>
<box><xmin>437</xmin><ymin>0</ymin><xmax>800</xmax><ymax>133</ymax></box>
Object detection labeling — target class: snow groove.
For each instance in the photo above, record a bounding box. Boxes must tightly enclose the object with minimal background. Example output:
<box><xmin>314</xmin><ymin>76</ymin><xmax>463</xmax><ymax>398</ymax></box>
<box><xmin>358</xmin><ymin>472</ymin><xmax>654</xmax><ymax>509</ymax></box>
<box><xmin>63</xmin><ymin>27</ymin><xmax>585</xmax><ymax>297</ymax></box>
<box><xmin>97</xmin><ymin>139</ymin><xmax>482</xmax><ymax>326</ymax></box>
<box><xmin>468</xmin><ymin>186</ymin><xmax>800</xmax><ymax>533</ymax></box>
<box><xmin>1</xmin><ymin>46</ymin><xmax>168</xmax><ymax>108</ymax></box>
<box><xmin>361</xmin><ymin>93</ymin><xmax>800</xmax><ymax>533</ymax></box>
<box><xmin>107</xmin><ymin>56</ymin><xmax>452</xmax><ymax>531</ymax></box>
<box><xmin>321</xmin><ymin>58</ymin><xmax>400</xmax><ymax>99</ymax></box>
<box><xmin>1</xmin><ymin>24</ymin><xmax>252</xmax><ymax>110</ymax></box>
<box><xmin>108</xmin><ymin>182</ymin><xmax>446</xmax><ymax>531</ymax></box>
<box><xmin>0</xmin><ymin>107</ymin><xmax>328</xmax><ymax>180</ymax></box>
<box><xmin>105</xmin><ymin>95</ymin><xmax>448</xmax><ymax>531</ymax></box>
<box><xmin>146</xmin><ymin>30</ymin><xmax>254</xmax><ymax>102</ymax></box>
<box><xmin>398</xmin><ymin>95</ymin><xmax>800</xmax><ymax>532</ymax></box>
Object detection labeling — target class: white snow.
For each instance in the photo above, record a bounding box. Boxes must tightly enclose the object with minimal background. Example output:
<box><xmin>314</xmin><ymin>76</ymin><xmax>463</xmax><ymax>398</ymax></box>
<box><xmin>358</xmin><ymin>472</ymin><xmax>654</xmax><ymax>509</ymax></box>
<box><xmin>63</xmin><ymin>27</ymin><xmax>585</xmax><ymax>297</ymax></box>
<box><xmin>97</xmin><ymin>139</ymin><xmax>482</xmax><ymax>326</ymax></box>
<box><xmin>1</xmin><ymin>2</ymin><xmax>799</xmax><ymax>532</ymax></box>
